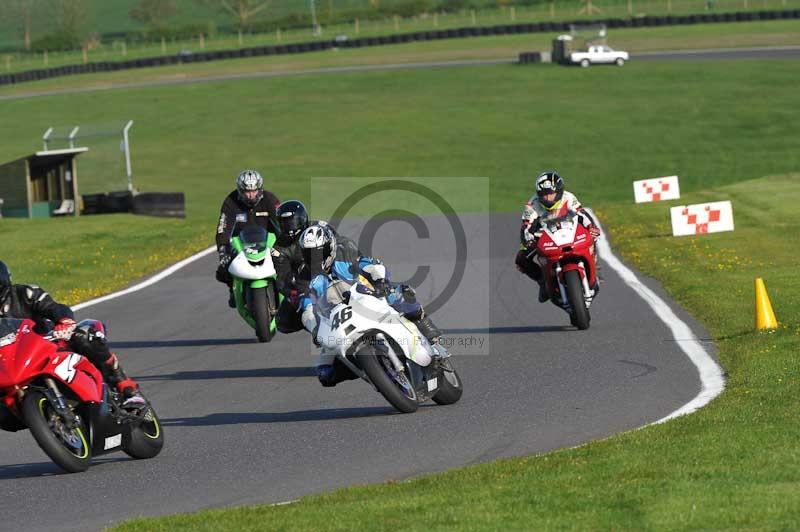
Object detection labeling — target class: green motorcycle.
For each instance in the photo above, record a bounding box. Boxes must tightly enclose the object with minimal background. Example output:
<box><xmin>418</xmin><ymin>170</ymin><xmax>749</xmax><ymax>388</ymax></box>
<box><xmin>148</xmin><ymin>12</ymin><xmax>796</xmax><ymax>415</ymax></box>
<box><xmin>227</xmin><ymin>225</ymin><xmax>282</xmax><ymax>343</ymax></box>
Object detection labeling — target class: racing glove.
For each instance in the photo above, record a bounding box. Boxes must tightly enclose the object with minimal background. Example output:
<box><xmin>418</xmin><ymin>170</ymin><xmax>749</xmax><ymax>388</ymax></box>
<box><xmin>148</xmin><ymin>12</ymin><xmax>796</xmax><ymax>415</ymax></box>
<box><xmin>589</xmin><ymin>225</ymin><xmax>601</xmax><ymax>238</ymax></box>
<box><xmin>52</xmin><ymin>317</ymin><xmax>77</xmax><ymax>341</ymax></box>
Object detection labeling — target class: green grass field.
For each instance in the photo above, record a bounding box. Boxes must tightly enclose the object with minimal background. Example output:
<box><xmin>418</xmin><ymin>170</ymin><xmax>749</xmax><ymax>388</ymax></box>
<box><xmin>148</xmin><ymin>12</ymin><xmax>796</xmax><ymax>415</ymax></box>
<box><xmin>2</xmin><ymin>19</ymin><xmax>799</xmax><ymax>96</ymax></box>
<box><xmin>1</xmin><ymin>24</ymin><xmax>799</xmax><ymax>529</ymax></box>
<box><xmin>2</xmin><ymin>34</ymin><xmax>799</xmax><ymax>301</ymax></box>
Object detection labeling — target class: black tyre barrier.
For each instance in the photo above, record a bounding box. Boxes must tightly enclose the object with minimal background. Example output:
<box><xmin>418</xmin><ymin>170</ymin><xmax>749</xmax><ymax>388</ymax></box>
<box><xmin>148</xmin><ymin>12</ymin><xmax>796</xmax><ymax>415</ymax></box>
<box><xmin>3</xmin><ymin>9</ymin><xmax>800</xmax><ymax>87</ymax></box>
<box><xmin>131</xmin><ymin>193</ymin><xmax>185</xmax><ymax>219</ymax></box>
<box><xmin>105</xmin><ymin>191</ymin><xmax>134</xmax><ymax>213</ymax></box>
<box><xmin>80</xmin><ymin>194</ymin><xmax>105</xmax><ymax>215</ymax></box>
<box><xmin>518</xmin><ymin>52</ymin><xmax>543</xmax><ymax>64</ymax></box>
<box><xmin>81</xmin><ymin>191</ymin><xmax>133</xmax><ymax>215</ymax></box>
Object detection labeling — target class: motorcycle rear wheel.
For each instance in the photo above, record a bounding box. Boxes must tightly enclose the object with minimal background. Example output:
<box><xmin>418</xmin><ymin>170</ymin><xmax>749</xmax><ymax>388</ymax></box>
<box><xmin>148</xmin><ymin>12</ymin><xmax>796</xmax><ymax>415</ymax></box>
<box><xmin>122</xmin><ymin>405</ymin><xmax>164</xmax><ymax>460</ymax></box>
<box><xmin>22</xmin><ymin>390</ymin><xmax>91</xmax><ymax>473</ymax></box>
<box><xmin>565</xmin><ymin>269</ymin><xmax>591</xmax><ymax>330</ymax></box>
<box><xmin>432</xmin><ymin>358</ymin><xmax>463</xmax><ymax>406</ymax></box>
<box><xmin>356</xmin><ymin>345</ymin><xmax>418</xmax><ymax>414</ymax></box>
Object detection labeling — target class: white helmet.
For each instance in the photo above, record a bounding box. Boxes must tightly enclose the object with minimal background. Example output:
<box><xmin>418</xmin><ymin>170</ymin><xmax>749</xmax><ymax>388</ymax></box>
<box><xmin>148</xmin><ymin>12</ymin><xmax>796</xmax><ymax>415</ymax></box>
<box><xmin>236</xmin><ymin>169</ymin><xmax>264</xmax><ymax>207</ymax></box>
<box><xmin>299</xmin><ymin>224</ymin><xmax>337</xmax><ymax>277</ymax></box>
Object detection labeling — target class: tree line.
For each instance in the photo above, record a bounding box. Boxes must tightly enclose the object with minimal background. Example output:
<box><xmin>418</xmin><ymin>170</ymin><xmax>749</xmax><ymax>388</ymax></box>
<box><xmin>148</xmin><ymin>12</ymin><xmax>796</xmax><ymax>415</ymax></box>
<box><xmin>0</xmin><ymin>0</ymin><xmax>276</xmax><ymax>51</ymax></box>
<box><xmin>1</xmin><ymin>0</ymin><xmax>548</xmax><ymax>52</ymax></box>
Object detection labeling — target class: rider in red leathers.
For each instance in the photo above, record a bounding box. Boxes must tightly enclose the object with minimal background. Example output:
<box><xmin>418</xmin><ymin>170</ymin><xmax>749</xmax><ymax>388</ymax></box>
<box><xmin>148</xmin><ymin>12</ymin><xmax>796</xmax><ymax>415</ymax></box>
<box><xmin>515</xmin><ymin>171</ymin><xmax>601</xmax><ymax>302</ymax></box>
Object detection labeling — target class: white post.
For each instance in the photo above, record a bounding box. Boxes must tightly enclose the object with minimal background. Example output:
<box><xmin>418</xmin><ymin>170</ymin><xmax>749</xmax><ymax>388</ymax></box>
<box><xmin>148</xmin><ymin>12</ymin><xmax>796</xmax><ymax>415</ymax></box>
<box><xmin>550</xmin><ymin>2</ymin><xmax>555</xmax><ymax>18</ymax></box>
<box><xmin>199</xmin><ymin>34</ymin><xmax>206</xmax><ymax>49</ymax></box>
<box><xmin>42</xmin><ymin>127</ymin><xmax>54</xmax><ymax>151</ymax></box>
<box><xmin>434</xmin><ymin>12</ymin><xmax>438</xmax><ymax>26</ymax></box>
<box><xmin>4</xmin><ymin>55</ymin><xmax>10</xmax><ymax>72</ymax></box>
<box><xmin>43</xmin><ymin>51</ymin><xmax>48</xmax><ymax>66</ymax></box>
<box><xmin>471</xmin><ymin>9</ymin><xmax>476</xmax><ymax>25</ymax></box>
<box><xmin>68</xmin><ymin>126</ymin><xmax>80</xmax><ymax>149</ymax></box>
<box><xmin>510</xmin><ymin>6</ymin><xmax>516</xmax><ymax>20</ymax></box>
<box><xmin>123</xmin><ymin>121</ymin><xmax>134</xmax><ymax>192</ymax></box>
<box><xmin>160</xmin><ymin>38</ymin><xmax>165</xmax><ymax>53</ymax></box>
<box><xmin>310</xmin><ymin>0</ymin><xmax>321</xmax><ymax>35</ymax></box>
<box><xmin>355</xmin><ymin>17</ymin><xmax>360</xmax><ymax>34</ymax></box>
<box><xmin>393</xmin><ymin>15</ymin><xmax>399</xmax><ymax>31</ymax></box>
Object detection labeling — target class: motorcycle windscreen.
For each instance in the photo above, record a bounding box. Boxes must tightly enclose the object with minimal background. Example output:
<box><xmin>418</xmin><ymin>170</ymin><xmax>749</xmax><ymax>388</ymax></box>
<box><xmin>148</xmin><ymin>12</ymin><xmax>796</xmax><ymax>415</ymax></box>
<box><xmin>238</xmin><ymin>225</ymin><xmax>269</xmax><ymax>254</ymax></box>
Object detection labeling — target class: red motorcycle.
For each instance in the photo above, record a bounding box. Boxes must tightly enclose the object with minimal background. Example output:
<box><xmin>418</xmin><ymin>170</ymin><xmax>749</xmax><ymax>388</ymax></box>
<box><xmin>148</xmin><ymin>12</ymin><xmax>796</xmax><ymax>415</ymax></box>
<box><xmin>0</xmin><ymin>318</ymin><xmax>163</xmax><ymax>473</ymax></box>
<box><xmin>534</xmin><ymin>210</ymin><xmax>599</xmax><ymax>330</ymax></box>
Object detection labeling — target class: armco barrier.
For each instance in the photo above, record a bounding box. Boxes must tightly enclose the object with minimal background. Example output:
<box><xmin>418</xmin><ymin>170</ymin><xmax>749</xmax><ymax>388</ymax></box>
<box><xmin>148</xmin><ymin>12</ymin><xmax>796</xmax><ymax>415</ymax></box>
<box><xmin>1</xmin><ymin>9</ymin><xmax>798</xmax><ymax>87</ymax></box>
<box><xmin>132</xmin><ymin>193</ymin><xmax>185</xmax><ymax>218</ymax></box>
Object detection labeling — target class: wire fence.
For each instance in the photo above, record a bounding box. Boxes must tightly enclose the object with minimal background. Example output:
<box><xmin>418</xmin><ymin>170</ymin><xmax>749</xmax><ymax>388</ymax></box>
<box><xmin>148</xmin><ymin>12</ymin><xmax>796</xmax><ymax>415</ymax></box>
<box><xmin>44</xmin><ymin>123</ymin><xmax>133</xmax><ymax>194</ymax></box>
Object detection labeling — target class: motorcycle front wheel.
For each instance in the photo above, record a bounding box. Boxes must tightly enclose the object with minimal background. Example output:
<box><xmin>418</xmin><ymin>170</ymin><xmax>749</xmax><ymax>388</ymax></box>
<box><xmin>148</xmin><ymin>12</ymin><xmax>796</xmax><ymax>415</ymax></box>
<box><xmin>251</xmin><ymin>286</ymin><xmax>274</xmax><ymax>343</ymax></box>
<box><xmin>356</xmin><ymin>345</ymin><xmax>418</xmax><ymax>414</ymax></box>
<box><xmin>565</xmin><ymin>269</ymin><xmax>591</xmax><ymax>330</ymax></box>
<box><xmin>22</xmin><ymin>390</ymin><xmax>91</xmax><ymax>473</ymax></box>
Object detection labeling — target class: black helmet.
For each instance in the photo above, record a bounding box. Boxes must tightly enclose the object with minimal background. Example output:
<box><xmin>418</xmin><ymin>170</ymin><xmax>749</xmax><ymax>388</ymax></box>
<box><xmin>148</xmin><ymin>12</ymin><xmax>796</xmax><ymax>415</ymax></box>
<box><xmin>277</xmin><ymin>200</ymin><xmax>309</xmax><ymax>239</ymax></box>
<box><xmin>0</xmin><ymin>261</ymin><xmax>11</xmax><ymax>289</ymax></box>
<box><xmin>535</xmin><ymin>171</ymin><xmax>565</xmax><ymax>209</ymax></box>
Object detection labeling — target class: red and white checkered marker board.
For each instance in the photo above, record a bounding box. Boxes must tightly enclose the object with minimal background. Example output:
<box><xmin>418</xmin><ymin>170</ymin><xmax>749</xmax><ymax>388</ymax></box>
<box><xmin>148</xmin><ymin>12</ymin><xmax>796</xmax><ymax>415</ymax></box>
<box><xmin>670</xmin><ymin>200</ymin><xmax>734</xmax><ymax>236</ymax></box>
<box><xmin>633</xmin><ymin>175</ymin><xmax>680</xmax><ymax>203</ymax></box>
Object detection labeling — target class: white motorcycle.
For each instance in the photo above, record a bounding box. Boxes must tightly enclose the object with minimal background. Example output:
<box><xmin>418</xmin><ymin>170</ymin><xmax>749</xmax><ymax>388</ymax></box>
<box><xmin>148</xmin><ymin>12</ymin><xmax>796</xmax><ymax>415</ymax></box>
<box><xmin>315</xmin><ymin>280</ymin><xmax>463</xmax><ymax>413</ymax></box>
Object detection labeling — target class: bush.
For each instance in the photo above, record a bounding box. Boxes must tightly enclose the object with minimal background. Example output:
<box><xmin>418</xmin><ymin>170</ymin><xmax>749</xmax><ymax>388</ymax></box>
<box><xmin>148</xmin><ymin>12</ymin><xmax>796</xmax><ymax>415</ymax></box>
<box><xmin>380</xmin><ymin>0</ymin><xmax>438</xmax><ymax>17</ymax></box>
<box><xmin>30</xmin><ymin>32</ymin><xmax>84</xmax><ymax>52</ymax></box>
<box><xmin>134</xmin><ymin>22</ymin><xmax>217</xmax><ymax>42</ymax></box>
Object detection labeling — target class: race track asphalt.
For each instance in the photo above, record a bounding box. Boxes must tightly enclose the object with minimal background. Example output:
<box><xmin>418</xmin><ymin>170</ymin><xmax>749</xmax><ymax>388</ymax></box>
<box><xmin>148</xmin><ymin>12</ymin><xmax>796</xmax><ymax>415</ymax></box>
<box><xmin>0</xmin><ymin>212</ymin><xmax>713</xmax><ymax>531</ymax></box>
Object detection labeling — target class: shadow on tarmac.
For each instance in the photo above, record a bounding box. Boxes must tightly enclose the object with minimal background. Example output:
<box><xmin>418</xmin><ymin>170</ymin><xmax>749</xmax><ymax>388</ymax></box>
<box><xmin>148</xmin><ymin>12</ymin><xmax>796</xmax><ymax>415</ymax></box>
<box><xmin>161</xmin><ymin>406</ymin><xmax>415</xmax><ymax>426</ymax></box>
<box><xmin>136</xmin><ymin>367</ymin><xmax>315</xmax><ymax>382</ymax></box>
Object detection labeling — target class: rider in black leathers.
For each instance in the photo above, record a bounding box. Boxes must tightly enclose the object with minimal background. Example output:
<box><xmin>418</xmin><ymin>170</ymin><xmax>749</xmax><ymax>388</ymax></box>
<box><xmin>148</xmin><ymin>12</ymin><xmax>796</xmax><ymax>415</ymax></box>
<box><xmin>215</xmin><ymin>170</ymin><xmax>281</xmax><ymax>307</ymax></box>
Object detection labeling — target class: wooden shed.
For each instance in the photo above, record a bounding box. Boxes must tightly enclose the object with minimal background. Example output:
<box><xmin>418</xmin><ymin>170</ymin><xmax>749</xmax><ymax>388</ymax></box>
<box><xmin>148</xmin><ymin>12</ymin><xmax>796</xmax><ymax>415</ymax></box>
<box><xmin>0</xmin><ymin>147</ymin><xmax>87</xmax><ymax>218</ymax></box>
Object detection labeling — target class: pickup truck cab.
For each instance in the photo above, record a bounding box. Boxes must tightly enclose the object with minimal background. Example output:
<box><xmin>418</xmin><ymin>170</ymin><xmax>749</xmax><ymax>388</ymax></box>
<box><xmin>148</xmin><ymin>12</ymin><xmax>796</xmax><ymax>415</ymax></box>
<box><xmin>570</xmin><ymin>45</ymin><xmax>629</xmax><ymax>67</ymax></box>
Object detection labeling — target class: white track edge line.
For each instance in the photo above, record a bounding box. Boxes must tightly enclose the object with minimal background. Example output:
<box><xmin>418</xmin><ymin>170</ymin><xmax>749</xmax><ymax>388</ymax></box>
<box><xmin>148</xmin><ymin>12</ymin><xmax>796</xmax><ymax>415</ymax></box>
<box><xmin>589</xmin><ymin>209</ymin><xmax>726</xmax><ymax>423</ymax></box>
<box><xmin>72</xmin><ymin>245</ymin><xmax>216</xmax><ymax>311</ymax></box>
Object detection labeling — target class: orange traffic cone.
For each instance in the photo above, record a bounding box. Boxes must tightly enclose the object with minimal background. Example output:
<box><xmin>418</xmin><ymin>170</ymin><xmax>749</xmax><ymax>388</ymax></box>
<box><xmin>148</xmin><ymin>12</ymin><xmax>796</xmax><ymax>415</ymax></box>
<box><xmin>755</xmin><ymin>278</ymin><xmax>777</xmax><ymax>331</ymax></box>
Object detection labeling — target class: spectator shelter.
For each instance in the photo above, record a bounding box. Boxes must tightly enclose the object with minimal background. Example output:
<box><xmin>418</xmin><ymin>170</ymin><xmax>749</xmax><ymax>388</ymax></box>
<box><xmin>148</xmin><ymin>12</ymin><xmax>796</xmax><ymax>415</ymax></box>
<box><xmin>0</xmin><ymin>147</ymin><xmax>87</xmax><ymax>218</ymax></box>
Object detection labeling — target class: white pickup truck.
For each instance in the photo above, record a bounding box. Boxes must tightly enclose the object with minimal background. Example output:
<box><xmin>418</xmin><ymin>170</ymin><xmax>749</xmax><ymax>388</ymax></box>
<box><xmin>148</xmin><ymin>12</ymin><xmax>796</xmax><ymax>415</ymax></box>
<box><xmin>570</xmin><ymin>45</ymin><xmax>629</xmax><ymax>67</ymax></box>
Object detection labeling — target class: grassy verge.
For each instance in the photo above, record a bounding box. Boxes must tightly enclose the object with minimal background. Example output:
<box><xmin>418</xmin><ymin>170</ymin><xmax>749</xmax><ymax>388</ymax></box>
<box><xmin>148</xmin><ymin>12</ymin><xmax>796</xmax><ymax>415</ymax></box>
<box><xmin>113</xmin><ymin>175</ymin><xmax>800</xmax><ymax>529</ymax></box>
<box><xmin>1</xmin><ymin>55</ymin><xmax>798</xmax><ymax>303</ymax></box>
<box><xmin>1</xmin><ymin>19</ymin><xmax>799</xmax><ymax>96</ymax></box>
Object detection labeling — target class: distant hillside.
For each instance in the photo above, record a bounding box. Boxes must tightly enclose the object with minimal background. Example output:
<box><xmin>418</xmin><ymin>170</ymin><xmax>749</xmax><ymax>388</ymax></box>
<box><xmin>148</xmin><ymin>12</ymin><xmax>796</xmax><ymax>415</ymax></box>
<box><xmin>0</xmin><ymin>0</ymin><xmax>494</xmax><ymax>50</ymax></box>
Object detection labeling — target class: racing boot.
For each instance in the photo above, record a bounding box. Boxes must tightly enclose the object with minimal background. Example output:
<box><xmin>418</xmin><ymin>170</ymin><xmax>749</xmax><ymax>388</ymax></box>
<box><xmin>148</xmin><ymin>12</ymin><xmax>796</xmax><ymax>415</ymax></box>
<box><xmin>316</xmin><ymin>360</ymin><xmax>358</xmax><ymax>388</ymax></box>
<box><xmin>103</xmin><ymin>353</ymin><xmax>147</xmax><ymax>409</ymax></box>
<box><xmin>414</xmin><ymin>313</ymin><xmax>442</xmax><ymax>345</ymax></box>
<box><xmin>227</xmin><ymin>285</ymin><xmax>236</xmax><ymax>308</ymax></box>
<box><xmin>537</xmin><ymin>280</ymin><xmax>549</xmax><ymax>303</ymax></box>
